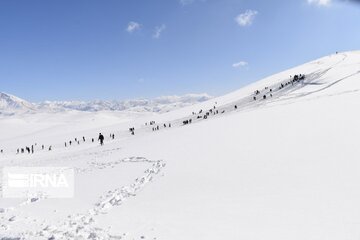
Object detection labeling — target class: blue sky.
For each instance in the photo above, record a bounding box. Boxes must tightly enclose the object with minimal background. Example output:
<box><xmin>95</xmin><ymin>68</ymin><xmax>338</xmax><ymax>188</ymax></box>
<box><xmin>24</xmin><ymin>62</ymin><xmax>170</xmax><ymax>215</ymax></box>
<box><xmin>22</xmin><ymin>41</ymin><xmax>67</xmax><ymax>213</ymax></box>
<box><xmin>0</xmin><ymin>0</ymin><xmax>359</xmax><ymax>102</ymax></box>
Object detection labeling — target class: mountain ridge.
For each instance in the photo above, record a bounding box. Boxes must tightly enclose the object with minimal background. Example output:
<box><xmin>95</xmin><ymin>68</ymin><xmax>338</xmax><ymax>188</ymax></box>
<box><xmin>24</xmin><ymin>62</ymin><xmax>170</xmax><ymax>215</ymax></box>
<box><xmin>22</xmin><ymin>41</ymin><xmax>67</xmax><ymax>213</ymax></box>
<box><xmin>0</xmin><ymin>92</ymin><xmax>212</xmax><ymax>114</ymax></box>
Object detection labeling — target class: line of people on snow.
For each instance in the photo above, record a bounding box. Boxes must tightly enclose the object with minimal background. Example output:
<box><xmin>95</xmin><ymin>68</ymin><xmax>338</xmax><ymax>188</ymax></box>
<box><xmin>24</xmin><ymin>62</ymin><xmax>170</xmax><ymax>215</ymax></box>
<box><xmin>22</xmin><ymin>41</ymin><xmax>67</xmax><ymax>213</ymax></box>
<box><xmin>151</xmin><ymin>123</ymin><xmax>171</xmax><ymax>131</ymax></box>
<box><xmin>4</xmin><ymin>74</ymin><xmax>308</xmax><ymax>156</ymax></box>
<box><xmin>253</xmin><ymin>74</ymin><xmax>306</xmax><ymax>101</ymax></box>
<box><xmin>64</xmin><ymin>133</ymin><xmax>109</xmax><ymax>147</ymax></box>
<box><xmin>16</xmin><ymin>144</ymin><xmax>52</xmax><ymax>155</ymax></box>
<box><xmin>184</xmin><ymin>104</ymin><xmax>227</xmax><ymax>125</ymax></box>
<box><xmin>182</xmin><ymin>74</ymin><xmax>307</xmax><ymax>128</ymax></box>
<box><xmin>13</xmin><ymin>132</ymin><xmax>108</xmax><ymax>155</ymax></box>
<box><xmin>145</xmin><ymin>121</ymin><xmax>156</xmax><ymax>126</ymax></box>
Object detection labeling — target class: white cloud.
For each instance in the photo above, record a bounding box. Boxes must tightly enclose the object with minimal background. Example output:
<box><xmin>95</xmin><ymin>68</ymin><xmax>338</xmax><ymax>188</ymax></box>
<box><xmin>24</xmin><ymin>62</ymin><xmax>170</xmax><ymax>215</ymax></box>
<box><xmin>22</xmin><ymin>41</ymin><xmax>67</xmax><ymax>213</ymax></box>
<box><xmin>153</xmin><ymin>24</ymin><xmax>166</xmax><ymax>39</ymax></box>
<box><xmin>126</xmin><ymin>21</ymin><xmax>141</xmax><ymax>33</ymax></box>
<box><xmin>307</xmin><ymin>0</ymin><xmax>332</xmax><ymax>6</ymax></box>
<box><xmin>235</xmin><ymin>10</ymin><xmax>258</xmax><ymax>27</ymax></box>
<box><xmin>232</xmin><ymin>61</ymin><xmax>248</xmax><ymax>68</ymax></box>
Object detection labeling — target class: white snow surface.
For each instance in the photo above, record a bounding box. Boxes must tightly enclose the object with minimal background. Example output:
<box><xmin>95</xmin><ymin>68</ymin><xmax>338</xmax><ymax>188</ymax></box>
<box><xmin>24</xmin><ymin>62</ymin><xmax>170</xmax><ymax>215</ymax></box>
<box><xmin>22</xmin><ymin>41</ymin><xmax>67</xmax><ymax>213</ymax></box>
<box><xmin>1</xmin><ymin>51</ymin><xmax>360</xmax><ymax>239</ymax></box>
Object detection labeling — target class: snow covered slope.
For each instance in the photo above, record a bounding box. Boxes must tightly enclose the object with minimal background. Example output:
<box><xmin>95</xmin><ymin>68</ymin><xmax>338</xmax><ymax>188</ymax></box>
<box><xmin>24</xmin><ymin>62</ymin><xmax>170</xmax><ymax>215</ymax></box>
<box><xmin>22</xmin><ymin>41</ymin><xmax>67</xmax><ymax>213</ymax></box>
<box><xmin>1</xmin><ymin>51</ymin><xmax>360</xmax><ymax>240</ymax></box>
<box><xmin>0</xmin><ymin>92</ymin><xmax>36</xmax><ymax>115</ymax></box>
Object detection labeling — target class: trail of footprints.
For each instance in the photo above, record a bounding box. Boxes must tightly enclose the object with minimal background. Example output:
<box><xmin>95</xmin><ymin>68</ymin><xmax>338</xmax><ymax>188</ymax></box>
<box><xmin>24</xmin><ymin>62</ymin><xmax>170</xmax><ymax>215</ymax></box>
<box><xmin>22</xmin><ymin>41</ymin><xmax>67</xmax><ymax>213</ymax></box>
<box><xmin>0</xmin><ymin>156</ymin><xmax>166</xmax><ymax>240</ymax></box>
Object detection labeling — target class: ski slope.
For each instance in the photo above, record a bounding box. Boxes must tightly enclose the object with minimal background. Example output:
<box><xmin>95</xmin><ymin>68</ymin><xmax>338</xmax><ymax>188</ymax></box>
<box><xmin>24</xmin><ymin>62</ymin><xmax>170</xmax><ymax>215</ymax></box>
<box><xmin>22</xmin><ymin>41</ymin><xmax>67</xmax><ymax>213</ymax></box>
<box><xmin>1</xmin><ymin>51</ymin><xmax>360</xmax><ymax>239</ymax></box>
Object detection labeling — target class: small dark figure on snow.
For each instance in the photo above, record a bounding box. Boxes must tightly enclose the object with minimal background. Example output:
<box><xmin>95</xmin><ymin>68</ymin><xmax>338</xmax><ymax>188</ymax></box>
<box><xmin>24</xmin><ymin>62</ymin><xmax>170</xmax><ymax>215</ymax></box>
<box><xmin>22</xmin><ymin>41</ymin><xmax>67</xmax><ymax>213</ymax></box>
<box><xmin>98</xmin><ymin>133</ymin><xmax>105</xmax><ymax>146</ymax></box>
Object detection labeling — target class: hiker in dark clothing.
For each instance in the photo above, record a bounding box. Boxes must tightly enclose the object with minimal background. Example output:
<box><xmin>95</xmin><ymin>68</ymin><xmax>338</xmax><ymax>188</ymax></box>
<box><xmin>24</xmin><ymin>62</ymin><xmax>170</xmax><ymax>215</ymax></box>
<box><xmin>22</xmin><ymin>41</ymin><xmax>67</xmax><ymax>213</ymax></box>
<box><xmin>83</xmin><ymin>136</ymin><xmax>86</xmax><ymax>142</ymax></box>
<box><xmin>98</xmin><ymin>133</ymin><xmax>105</xmax><ymax>146</ymax></box>
<box><xmin>31</xmin><ymin>145</ymin><xmax>34</xmax><ymax>154</ymax></box>
<box><xmin>92</xmin><ymin>138</ymin><xmax>94</xmax><ymax>143</ymax></box>
<box><xmin>129</xmin><ymin>128</ymin><xmax>135</xmax><ymax>135</ymax></box>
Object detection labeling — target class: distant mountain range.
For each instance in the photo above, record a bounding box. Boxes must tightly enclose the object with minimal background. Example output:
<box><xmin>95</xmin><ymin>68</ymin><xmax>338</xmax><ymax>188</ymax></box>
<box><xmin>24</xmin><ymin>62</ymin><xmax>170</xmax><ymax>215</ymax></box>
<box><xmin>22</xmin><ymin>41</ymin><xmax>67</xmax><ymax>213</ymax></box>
<box><xmin>0</xmin><ymin>92</ymin><xmax>212</xmax><ymax>115</ymax></box>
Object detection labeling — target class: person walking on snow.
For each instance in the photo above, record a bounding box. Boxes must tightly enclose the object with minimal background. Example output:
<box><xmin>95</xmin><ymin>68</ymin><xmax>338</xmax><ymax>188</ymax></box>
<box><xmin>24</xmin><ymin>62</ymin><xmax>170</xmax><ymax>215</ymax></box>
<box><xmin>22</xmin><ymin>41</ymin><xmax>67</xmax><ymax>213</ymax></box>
<box><xmin>98</xmin><ymin>133</ymin><xmax>105</xmax><ymax>146</ymax></box>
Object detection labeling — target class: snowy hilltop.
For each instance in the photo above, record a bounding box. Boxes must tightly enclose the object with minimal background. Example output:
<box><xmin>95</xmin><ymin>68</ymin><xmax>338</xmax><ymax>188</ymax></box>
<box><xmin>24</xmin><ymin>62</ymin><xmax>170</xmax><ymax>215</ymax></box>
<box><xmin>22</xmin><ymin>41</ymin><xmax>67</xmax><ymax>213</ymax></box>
<box><xmin>0</xmin><ymin>92</ymin><xmax>36</xmax><ymax>115</ymax></box>
<box><xmin>1</xmin><ymin>51</ymin><xmax>360</xmax><ymax>240</ymax></box>
<box><xmin>0</xmin><ymin>93</ymin><xmax>212</xmax><ymax>115</ymax></box>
